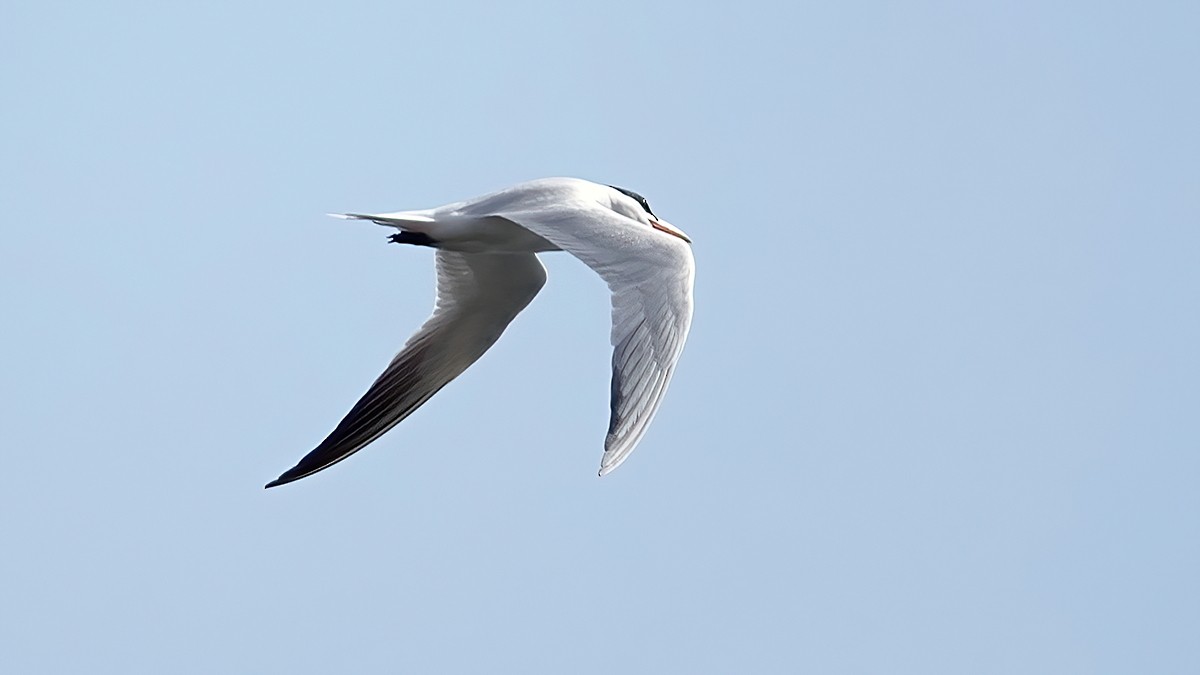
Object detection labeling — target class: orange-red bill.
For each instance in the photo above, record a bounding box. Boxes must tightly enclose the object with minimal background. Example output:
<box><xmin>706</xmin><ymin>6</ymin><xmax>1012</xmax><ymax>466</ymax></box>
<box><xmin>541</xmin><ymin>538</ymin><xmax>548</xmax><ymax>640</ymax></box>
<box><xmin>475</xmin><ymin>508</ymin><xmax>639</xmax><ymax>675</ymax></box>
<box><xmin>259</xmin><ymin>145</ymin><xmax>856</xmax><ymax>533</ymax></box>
<box><xmin>650</xmin><ymin>218</ymin><xmax>692</xmax><ymax>244</ymax></box>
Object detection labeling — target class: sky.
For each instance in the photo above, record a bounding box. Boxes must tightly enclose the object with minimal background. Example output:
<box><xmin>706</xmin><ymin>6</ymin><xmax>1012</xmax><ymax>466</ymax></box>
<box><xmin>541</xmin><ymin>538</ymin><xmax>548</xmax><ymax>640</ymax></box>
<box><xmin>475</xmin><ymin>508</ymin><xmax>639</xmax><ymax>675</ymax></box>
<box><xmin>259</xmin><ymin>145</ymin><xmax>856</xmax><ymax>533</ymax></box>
<box><xmin>2</xmin><ymin>1</ymin><xmax>1198</xmax><ymax>673</ymax></box>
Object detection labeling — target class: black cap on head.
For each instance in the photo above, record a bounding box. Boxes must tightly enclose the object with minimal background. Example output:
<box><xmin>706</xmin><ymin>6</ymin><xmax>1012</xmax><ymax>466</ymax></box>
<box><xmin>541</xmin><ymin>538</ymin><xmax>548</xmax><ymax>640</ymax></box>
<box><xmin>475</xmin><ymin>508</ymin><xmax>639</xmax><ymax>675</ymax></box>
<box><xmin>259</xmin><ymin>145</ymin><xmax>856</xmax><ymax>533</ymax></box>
<box><xmin>608</xmin><ymin>185</ymin><xmax>656</xmax><ymax>217</ymax></box>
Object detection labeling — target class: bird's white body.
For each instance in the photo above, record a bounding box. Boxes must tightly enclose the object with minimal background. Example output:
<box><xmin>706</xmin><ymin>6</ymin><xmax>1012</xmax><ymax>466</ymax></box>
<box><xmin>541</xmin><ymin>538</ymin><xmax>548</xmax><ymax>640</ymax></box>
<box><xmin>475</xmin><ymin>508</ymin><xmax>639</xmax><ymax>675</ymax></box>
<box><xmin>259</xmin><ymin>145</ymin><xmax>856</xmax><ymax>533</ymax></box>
<box><xmin>267</xmin><ymin>177</ymin><xmax>695</xmax><ymax>487</ymax></box>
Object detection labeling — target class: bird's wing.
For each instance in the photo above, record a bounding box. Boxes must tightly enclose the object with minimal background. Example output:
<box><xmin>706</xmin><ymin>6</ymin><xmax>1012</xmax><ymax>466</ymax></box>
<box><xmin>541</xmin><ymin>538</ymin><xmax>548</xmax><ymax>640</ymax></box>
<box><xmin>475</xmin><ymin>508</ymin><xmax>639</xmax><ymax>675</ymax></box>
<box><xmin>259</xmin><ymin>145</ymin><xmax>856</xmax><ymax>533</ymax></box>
<box><xmin>266</xmin><ymin>251</ymin><xmax>546</xmax><ymax>488</ymax></box>
<box><xmin>493</xmin><ymin>204</ymin><xmax>695</xmax><ymax>475</ymax></box>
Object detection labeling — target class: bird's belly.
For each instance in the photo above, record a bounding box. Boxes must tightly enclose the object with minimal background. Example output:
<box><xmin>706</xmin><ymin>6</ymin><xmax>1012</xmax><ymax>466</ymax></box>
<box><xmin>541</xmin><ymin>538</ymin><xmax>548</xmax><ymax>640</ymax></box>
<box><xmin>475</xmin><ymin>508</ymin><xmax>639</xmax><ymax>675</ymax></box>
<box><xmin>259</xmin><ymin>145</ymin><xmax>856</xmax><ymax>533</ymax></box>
<box><xmin>435</xmin><ymin>215</ymin><xmax>561</xmax><ymax>253</ymax></box>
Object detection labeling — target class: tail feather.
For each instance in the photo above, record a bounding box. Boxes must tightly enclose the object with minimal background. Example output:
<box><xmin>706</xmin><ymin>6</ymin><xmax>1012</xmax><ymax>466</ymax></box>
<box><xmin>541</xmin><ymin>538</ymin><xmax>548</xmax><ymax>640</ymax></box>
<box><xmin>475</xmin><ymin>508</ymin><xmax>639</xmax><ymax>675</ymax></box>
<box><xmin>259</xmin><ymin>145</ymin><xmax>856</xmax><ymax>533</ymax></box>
<box><xmin>328</xmin><ymin>212</ymin><xmax>437</xmax><ymax>228</ymax></box>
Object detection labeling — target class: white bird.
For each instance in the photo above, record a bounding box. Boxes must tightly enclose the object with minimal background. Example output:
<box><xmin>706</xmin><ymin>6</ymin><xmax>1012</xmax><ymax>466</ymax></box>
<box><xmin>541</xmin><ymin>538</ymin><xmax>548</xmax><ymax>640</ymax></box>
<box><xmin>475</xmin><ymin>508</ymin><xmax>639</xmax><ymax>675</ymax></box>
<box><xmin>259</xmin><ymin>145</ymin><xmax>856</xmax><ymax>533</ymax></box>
<box><xmin>266</xmin><ymin>177</ymin><xmax>695</xmax><ymax>488</ymax></box>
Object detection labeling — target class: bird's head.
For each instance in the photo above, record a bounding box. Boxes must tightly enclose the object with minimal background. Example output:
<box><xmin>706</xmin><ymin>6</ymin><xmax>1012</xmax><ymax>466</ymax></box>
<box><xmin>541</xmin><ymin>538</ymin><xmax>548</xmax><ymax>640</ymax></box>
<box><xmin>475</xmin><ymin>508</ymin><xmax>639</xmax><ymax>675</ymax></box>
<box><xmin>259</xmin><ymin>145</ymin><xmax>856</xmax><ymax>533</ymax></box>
<box><xmin>607</xmin><ymin>185</ymin><xmax>692</xmax><ymax>244</ymax></box>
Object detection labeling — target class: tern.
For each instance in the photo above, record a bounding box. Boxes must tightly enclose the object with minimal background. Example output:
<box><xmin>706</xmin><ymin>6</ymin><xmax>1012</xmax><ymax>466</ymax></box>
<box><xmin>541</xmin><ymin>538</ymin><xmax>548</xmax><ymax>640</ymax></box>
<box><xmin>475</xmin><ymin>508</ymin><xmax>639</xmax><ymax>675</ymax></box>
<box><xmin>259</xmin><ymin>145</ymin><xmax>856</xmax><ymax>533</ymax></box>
<box><xmin>266</xmin><ymin>177</ymin><xmax>695</xmax><ymax>488</ymax></box>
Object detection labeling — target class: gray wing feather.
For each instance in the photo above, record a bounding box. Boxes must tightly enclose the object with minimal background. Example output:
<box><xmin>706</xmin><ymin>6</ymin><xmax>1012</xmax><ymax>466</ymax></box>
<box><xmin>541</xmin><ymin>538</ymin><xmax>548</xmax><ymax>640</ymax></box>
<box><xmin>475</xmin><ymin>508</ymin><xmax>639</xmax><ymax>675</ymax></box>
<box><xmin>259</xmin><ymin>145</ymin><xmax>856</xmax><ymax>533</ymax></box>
<box><xmin>266</xmin><ymin>251</ymin><xmax>546</xmax><ymax>487</ymax></box>
<box><xmin>484</xmin><ymin>204</ymin><xmax>695</xmax><ymax>475</ymax></box>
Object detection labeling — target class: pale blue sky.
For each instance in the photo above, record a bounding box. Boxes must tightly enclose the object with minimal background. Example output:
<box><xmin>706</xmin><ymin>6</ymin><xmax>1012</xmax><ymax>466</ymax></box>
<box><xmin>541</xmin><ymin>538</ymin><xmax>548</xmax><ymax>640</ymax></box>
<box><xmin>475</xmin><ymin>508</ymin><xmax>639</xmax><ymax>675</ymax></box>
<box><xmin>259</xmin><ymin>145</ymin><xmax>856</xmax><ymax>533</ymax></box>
<box><xmin>2</xmin><ymin>1</ymin><xmax>1197</xmax><ymax>673</ymax></box>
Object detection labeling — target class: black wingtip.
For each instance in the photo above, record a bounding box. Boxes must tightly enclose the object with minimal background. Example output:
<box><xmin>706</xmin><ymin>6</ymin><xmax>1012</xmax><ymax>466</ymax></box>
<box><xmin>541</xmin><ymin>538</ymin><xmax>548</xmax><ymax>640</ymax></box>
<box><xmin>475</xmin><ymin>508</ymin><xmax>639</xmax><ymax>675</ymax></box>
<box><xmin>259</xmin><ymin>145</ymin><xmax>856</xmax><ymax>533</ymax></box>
<box><xmin>264</xmin><ymin>470</ymin><xmax>301</xmax><ymax>489</ymax></box>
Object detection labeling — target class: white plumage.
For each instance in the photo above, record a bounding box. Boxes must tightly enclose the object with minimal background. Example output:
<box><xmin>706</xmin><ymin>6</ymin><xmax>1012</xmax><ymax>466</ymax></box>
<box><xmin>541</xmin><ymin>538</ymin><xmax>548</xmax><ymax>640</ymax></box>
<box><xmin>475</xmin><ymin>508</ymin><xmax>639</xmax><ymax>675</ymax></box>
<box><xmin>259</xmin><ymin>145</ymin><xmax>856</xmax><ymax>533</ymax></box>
<box><xmin>267</xmin><ymin>177</ymin><xmax>695</xmax><ymax>487</ymax></box>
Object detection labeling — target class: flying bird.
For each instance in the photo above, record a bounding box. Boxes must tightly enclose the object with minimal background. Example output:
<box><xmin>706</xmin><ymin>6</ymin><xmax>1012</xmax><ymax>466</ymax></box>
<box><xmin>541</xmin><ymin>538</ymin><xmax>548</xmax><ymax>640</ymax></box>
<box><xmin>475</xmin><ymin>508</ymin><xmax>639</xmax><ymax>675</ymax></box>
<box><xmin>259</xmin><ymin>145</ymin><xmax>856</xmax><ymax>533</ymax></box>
<box><xmin>266</xmin><ymin>177</ymin><xmax>695</xmax><ymax>488</ymax></box>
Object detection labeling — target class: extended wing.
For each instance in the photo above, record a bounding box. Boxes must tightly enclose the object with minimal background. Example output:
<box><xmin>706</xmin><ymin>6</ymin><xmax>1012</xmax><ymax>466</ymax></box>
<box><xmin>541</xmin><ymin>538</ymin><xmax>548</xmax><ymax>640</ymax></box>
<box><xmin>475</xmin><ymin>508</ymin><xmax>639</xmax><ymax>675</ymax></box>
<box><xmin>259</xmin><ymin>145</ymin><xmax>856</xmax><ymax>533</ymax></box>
<box><xmin>266</xmin><ymin>251</ymin><xmax>546</xmax><ymax>487</ymax></box>
<box><xmin>490</xmin><ymin>203</ymin><xmax>695</xmax><ymax>475</ymax></box>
